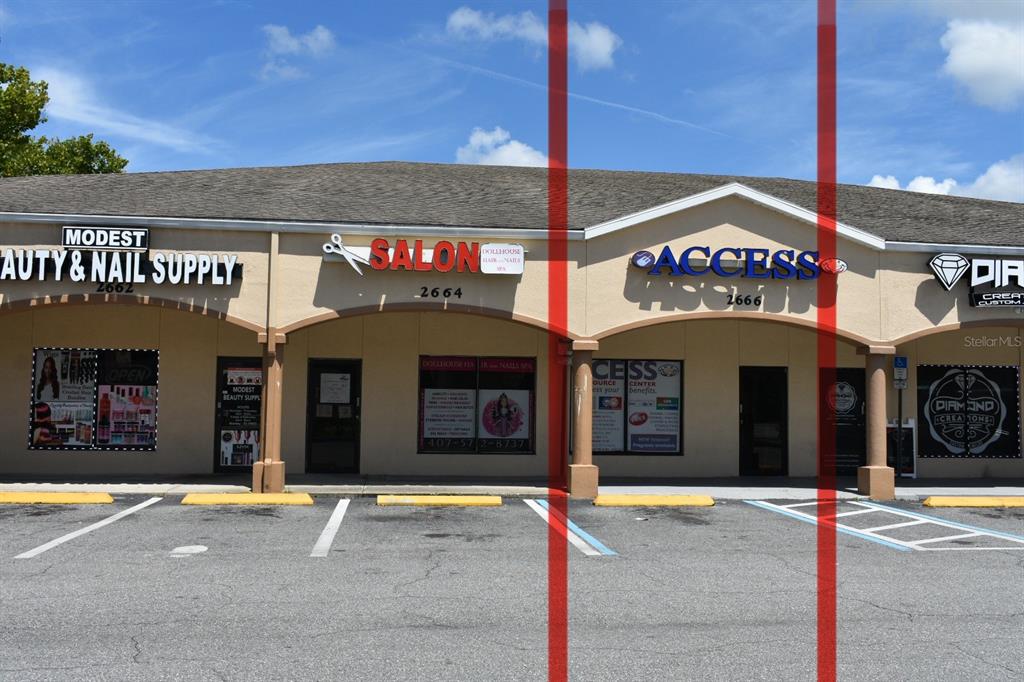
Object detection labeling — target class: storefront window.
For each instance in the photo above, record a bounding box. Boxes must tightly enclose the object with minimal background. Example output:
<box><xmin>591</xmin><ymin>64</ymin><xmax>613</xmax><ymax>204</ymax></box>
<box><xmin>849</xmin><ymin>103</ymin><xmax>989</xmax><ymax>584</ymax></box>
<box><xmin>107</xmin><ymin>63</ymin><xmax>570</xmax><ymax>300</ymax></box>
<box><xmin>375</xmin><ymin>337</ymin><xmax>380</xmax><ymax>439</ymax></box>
<box><xmin>30</xmin><ymin>348</ymin><xmax>159</xmax><ymax>450</ymax></box>
<box><xmin>593</xmin><ymin>359</ymin><xmax>682</xmax><ymax>455</ymax></box>
<box><xmin>418</xmin><ymin>356</ymin><xmax>535</xmax><ymax>454</ymax></box>
<box><xmin>917</xmin><ymin>364</ymin><xmax>1021</xmax><ymax>458</ymax></box>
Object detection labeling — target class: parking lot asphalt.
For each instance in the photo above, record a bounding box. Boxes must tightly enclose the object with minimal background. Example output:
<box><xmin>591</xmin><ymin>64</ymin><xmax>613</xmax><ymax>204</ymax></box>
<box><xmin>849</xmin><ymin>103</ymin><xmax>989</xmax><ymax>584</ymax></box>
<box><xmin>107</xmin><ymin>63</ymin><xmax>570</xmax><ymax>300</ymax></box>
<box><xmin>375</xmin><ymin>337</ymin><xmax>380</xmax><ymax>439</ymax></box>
<box><xmin>2</xmin><ymin>496</ymin><xmax>1022</xmax><ymax>681</ymax></box>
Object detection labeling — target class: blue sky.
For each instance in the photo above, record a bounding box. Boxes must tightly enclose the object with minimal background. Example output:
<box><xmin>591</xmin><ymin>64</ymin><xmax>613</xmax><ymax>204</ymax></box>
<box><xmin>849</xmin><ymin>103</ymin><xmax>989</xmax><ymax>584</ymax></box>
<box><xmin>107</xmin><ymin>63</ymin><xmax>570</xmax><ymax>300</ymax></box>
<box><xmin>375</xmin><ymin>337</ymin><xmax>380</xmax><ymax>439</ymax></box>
<box><xmin>1</xmin><ymin>0</ymin><xmax>1021</xmax><ymax>201</ymax></box>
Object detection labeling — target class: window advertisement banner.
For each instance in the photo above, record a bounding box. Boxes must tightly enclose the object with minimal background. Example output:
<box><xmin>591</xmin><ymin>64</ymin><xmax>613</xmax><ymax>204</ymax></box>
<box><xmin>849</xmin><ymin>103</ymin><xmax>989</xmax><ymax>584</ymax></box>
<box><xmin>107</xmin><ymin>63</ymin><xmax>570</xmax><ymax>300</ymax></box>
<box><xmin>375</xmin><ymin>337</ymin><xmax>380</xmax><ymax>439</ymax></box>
<box><xmin>29</xmin><ymin>348</ymin><xmax>158</xmax><ymax>450</ymax></box>
<box><xmin>477</xmin><ymin>358</ymin><xmax>535</xmax><ymax>453</ymax></box>
<box><xmin>95</xmin><ymin>350</ymin><xmax>159</xmax><ymax>450</ymax></box>
<box><xmin>917</xmin><ymin>365</ymin><xmax>1021</xmax><ymax>458</ymax></box>
<box><xmin>419</xmin><ymin>356</ymin><xmax>477</xmax><ymax>453</ymax></box>
<box><xmin>30</xmin><ymin>349</ymin><xmax>98</xmax><ymax>448</ymax></box>
<box><xmin>217</xmin><ymin>362</ymin><xmax>262</xmax><ymax>468</ymax></box>
<box><xmin>592</xmin><ymin>359</ymin><xmax>626</xmax><ymax>452</ymax></box>
<box><xmin>626</xmin><ymin>360</ymin><xmax>682</xmax><ymax>454</ymax></box>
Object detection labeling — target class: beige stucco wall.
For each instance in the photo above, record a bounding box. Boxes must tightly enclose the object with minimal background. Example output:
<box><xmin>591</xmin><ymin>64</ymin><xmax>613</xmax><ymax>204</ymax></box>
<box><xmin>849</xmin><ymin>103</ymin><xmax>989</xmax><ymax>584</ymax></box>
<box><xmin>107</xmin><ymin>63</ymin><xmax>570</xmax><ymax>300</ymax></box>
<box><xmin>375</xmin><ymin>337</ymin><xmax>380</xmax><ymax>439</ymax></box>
<box><xmin>0</xmin><ymin>305</ymin><xmax>261</xmax><ymax>475</ymax></box>
<box><xmin>280</xmin><ymin>312</ymin><xmax>551</xmax><ymax>477</ymax></box>
<box><xmin>594</xmin><ymin>320</ymin><xmax>865</xmax><ymax>478</ymax></box>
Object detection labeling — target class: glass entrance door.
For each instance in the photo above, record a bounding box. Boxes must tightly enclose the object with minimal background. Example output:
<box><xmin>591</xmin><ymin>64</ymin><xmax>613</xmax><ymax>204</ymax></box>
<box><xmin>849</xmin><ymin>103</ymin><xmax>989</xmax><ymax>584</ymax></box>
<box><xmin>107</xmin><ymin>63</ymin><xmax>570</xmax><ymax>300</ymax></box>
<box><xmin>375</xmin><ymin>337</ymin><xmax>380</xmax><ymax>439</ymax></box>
<box><xmin>306</xmin><ymin>359</ymin><xmax>361</xmax><ymax>474</ymax></box>
<box><xmin>739</xmin><ymin>366</ymin><xmax>788</xmax><ymax>476</ymax></box>
<box><xmin>824</xmin><ymin>368</ymin><xmax>866</xmax><ymax>476</ymax></box>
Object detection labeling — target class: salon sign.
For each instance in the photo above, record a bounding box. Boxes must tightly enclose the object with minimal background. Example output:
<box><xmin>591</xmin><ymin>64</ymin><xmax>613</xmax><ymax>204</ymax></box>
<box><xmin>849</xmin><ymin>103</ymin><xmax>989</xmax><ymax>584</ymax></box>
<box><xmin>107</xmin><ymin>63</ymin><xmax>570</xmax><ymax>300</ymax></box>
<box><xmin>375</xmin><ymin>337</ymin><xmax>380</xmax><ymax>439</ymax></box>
<box><xmin>0</xmin><ymin>226</ymin><xmax>241</xmax><ymax>286</ymax></box>
<box><xmin>323</xmin><ymin>234</ymin><xmax>525</xmax><ymax>276</ymax></box>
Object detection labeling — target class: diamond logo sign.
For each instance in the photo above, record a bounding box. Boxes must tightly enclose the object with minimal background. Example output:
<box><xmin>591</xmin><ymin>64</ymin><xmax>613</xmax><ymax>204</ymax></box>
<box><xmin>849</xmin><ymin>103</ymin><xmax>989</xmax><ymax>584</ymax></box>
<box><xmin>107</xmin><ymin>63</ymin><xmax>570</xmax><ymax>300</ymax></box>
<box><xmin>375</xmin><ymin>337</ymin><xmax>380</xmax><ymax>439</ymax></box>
<box><xmin>930</xmin><ymin>253</ymin><xmax>970</xmax><ymax>291</ymax></box>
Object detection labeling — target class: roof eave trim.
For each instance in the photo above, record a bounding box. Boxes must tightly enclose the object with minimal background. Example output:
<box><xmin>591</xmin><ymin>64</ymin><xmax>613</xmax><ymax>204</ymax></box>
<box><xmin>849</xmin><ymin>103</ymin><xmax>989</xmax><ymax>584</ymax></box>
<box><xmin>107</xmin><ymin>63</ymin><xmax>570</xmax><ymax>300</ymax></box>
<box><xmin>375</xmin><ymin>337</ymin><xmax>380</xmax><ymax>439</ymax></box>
<box><xmin>884</xmin><ymin>241</ymin><xmax>1024</xmax><ymax>256</ymax></box>
<box><xmin>0</xmin><ymin>211</ymin><xmax>584</xmax><ymax>241</ymax></box>
<box><xmin>581</xmin><ymin>182</ymin><xmax>889</xmax><ymax>250</ymax></box>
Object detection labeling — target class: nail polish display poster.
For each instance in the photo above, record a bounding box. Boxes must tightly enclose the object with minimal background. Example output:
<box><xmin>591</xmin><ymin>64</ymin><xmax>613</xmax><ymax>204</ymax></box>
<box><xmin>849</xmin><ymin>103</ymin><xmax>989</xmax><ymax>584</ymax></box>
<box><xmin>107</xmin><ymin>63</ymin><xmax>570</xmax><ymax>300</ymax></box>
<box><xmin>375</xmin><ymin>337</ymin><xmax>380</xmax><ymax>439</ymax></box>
<box><xmin>30</xmin><ymin>348</ymin><xmax>98</xmax><ymax>449</ymax></box>
<box><xmin>95</xmin><ymin>350</ymin><xmax>159</xmax><ymax>450</ymax></box>
<box><xmin>219</xmin><ymin>366</ymin><xmax>262</xmax><ymax>466</ymax></box>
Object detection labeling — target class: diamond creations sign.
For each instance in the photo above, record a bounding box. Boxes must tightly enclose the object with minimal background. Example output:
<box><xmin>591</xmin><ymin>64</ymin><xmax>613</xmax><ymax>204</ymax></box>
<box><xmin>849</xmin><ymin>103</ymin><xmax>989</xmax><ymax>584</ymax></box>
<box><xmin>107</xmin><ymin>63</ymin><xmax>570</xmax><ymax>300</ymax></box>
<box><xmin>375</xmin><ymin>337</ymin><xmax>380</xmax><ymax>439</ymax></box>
<box><xmin>929</xmin><ymin>253</ymin><xmax>1024</xmax><ymax>307</ymax></box>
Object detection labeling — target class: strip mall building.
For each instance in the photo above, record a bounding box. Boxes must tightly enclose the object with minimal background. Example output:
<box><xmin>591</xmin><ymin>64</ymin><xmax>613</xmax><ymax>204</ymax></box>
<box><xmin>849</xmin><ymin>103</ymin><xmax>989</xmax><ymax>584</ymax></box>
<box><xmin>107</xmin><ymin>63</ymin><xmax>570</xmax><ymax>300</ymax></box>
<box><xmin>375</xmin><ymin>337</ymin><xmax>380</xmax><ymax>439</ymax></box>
<box><xmin>1</xmin><ymin>163</ymin><xmax>1021</xmax><ymax>498</ymax></box>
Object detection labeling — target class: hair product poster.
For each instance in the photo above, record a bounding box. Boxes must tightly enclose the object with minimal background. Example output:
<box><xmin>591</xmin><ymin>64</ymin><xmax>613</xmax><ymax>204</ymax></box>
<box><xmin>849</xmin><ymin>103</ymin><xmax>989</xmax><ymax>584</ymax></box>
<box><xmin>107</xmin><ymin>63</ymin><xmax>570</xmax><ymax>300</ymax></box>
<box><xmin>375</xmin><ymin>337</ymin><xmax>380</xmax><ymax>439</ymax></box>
<box><xmin>95</xmin><ymin>350</ymin><xmax>158</xmax><ymax>449</ymax></box>
<box><xmin>626</xmin><ymin>360</ymin><xmax>681</xmax><ymax>453</ymax></box>
<box><xmin>31</xmin><ymin>349</ymin><xmax>97</xmax><ymax>448</ymax></box>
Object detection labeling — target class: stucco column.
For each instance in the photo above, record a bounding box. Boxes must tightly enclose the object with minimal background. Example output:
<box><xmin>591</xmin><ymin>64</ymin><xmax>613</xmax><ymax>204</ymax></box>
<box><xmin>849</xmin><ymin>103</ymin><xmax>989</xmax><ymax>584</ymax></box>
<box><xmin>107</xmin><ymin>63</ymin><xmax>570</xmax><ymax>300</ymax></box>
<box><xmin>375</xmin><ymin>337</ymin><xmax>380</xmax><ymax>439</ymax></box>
<box><xmin>254</xmin><ymin>331</ymin><xmax>286</xmax><ymax>493</ymax></box>
<box><xmin>569</xmin><ymin>340</ymin><xmax>599</xmax><ymax>499</ymax></box>
<box><xmin>857</xmin><ymin>347</ymin><xmax>895</xmax><ymax>500</ymax></box>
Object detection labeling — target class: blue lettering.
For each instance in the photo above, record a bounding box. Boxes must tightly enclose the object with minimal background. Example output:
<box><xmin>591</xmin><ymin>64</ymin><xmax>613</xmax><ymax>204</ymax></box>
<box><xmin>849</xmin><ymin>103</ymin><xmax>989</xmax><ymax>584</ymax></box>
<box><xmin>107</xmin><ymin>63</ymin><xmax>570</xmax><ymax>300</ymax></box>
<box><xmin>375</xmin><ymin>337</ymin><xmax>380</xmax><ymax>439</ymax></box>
<box><xmin>680</xmin><ymin>246</ymin><xmax>711</xmax><ymax>276</ymax></box>
<box><xmin>796</xmin><ymin>250</ymin><xmax>821</xmax><ymax>280</ymax></box>
<box><xmin>711</xmin><ymin>248</ymin><xmax>743</xmax><ymax>277</ymax></box>
<box><xmin>771</xmin><ymin>250</ymin><xmax>798</xmax><ymax>279</ymax></box>
<box><xmin>648</xmin><ymin>245</ymin><xmax>682</xmax><ymax>276</ymax></box>
<box><xmin>744</xmin><ymin>248</ymin><xmax>771</xmax><ymax>278</ymax></box>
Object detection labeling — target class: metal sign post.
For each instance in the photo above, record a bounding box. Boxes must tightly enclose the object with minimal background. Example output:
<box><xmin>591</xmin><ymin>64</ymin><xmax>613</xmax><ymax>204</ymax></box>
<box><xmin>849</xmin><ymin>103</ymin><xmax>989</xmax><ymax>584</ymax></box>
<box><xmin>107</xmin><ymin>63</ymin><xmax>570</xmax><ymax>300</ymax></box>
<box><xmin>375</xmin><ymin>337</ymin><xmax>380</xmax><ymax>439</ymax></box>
<box><xmin>893</xmin><ymin>356</ymin><xmax>908</xmax><ymax>478</ymax></box>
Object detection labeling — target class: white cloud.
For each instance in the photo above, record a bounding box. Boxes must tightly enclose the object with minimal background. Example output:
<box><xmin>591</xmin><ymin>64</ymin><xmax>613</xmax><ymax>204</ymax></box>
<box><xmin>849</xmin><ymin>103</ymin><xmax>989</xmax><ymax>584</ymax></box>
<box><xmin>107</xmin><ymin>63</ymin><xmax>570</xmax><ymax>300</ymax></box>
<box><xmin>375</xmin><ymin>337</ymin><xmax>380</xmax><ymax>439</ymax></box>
<box><xmin>906</xmin><ymin>176</ymin><xmax>959</xmax><ymax>194</ymax></box>
<box><xmin>455</xmin><ymin>127</ymin><xmax>547</xmax><ymax>167</ymax></box>
<box><xmin>35</xmin><ymin>66</ymin><xmax>215</xmax><ymax>153</ymax></box>
<box><xmin>866</xmin><ymin>154</ymin><xmax>1024</xmax><ymax>202</ymax></box>
<box><xmin>260</xmin><ymin>24</ymin><xmax>335</xmax><ymax>80</ymax></box>
<box><xmin>963</xmin><ymin>153</ymin><xmax>1024</xmax><ymax>201</ymax></box>
<box><xmin>867</xmin><ymin>175</ymin><xmax>901</xmax><ymax>190</ymax></box>
<box><xmin>446</xmin><ymin>7</ymin><xmax>622</xmax><ymax>71</ymax></box>
<box><xmin>263</xmin><ymin>24</ymin><xmax>335</xmax><ymax>57</ymax></box>
<box><xmin>940</xmin><ymin>19</ymin><xmax>1024</xmax><ymax>110</ymax></box>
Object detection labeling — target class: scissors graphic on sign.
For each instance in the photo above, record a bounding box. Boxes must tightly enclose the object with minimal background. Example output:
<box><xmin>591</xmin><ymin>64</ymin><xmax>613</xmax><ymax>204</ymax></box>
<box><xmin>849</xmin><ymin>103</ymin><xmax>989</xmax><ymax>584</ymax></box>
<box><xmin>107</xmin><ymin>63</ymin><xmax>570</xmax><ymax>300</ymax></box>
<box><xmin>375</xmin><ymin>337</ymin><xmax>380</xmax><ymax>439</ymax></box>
<box><xmin>322</xmin><ymin>234</ymin><xmax>371</xmax><ymax>276</ymax></box>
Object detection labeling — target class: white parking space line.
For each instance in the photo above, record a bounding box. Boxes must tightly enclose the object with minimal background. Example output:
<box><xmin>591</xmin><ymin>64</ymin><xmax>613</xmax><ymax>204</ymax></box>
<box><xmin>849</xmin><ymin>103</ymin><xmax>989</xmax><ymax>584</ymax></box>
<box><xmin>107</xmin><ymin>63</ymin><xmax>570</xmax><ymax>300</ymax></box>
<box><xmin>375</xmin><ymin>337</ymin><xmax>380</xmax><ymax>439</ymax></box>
<box><xmin>832</xmin><ymin>509</ymin><xmax>879</xmax><ymax>518</ymax></box>
<box><xmin>909</xmin><ymin>533</ymin><xmax>981</xmax><ymax>546</ymax></box>
<box><xmin>310</xmin><ymin>499</ymin><xmax>350</xmax><ymax>558</ymax></box>
<box><xmin>747</xmin><ymin>499</ymin><xmax>1024</xmax><ymax>552</ymax></box>
<box><xmin>524</xmin><ymin>500</ymin><xmax>610</xmax><ymax>557</ymax></box>
<box><xmin>14</xmin><ymin>497</ymin><xmax>163</xmax><ymax>559</ymax></box>
<box><xmin>862</xmin><ymin>520</ymin><xmax>927</xmax><ymax>533</ymax></box>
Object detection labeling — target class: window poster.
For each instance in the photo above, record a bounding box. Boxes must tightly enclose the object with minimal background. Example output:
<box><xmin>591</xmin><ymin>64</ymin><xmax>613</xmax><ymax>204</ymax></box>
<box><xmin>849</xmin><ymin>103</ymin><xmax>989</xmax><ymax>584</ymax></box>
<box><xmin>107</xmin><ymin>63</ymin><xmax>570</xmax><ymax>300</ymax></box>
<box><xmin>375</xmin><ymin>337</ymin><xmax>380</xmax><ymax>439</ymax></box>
<box><xmin>31</xmin><ymin>349</ymin><xmax>97</xmax><ymax>448</ymax></box>
<box><xmin>917</xmin><ymin>365</ymin><xmax>1021</xmax><ymax>458</ymax></box>
<box><xmin>30</xmin><ymin>348</ymin><xmax>158</xmax><ymax>450</ymax></box>
<box><xmin>217</xmin><ymin>362</ymin><xmax>263</xmax><ymax>467</ymax></box>
<box><xmin>419</xmin><ymin>356</ymin><xmax>477</xmax><ymax>453</ymax></box>
<box><xmin>592</xmin><ymin>359</ymin><xmax>626</xmax><ymax>452</ymax></box>
<box><xmin>319</xmin><ymin>373</ymin><xmax>351</xmax><ymax>404</ymax></box>
<box><xmin>95</xmin><ymin>350</ymin><xmax>159</xmax><ymax>449</ymax></box>
<box><xmin>477</xmin><ymin>358</ymin><xmax>535</xmax><ymax>453</ymax></box>
<box><xmin>625</xmin><ymin>360</ymin><xmax>682</xmax><ymax>453</ymax></box>
<box><xmin>417</xmin><ymin>356</ymin><xmax>535</xmax><ymax>454</ymax></box>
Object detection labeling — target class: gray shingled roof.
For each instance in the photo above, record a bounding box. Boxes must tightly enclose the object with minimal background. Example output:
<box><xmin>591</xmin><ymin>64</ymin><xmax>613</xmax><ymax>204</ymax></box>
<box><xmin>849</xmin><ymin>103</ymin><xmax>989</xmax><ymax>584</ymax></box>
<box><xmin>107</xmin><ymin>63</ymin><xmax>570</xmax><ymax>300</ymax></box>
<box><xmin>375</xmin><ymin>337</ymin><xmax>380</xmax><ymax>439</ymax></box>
<box><xmin>0</xmin><ymin>161</ymin><xmax>1020</xmax><ymax>246</ymax></box>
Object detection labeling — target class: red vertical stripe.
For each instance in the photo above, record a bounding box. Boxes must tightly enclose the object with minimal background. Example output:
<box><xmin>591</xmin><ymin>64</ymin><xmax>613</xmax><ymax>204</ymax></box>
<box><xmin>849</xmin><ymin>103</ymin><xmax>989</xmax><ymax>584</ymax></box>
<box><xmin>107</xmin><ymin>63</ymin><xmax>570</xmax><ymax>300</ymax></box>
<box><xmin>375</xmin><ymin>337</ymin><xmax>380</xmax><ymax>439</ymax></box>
<box><xmin>547</xmin><ymin>1</ymin><xmax>570</xmax><ymax>681</ymax></box>
<box><xmin>816</xmin><ymin>1</ymin><xmax>838</xmax><ymax>680</ymax></box>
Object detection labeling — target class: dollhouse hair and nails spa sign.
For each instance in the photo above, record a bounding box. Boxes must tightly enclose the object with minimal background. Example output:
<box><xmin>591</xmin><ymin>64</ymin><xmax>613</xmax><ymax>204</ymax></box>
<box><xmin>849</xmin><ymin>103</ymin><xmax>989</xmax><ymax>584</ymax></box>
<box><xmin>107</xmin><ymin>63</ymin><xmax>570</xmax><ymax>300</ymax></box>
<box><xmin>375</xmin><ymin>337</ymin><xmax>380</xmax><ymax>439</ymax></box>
<box><xmin>0</xmin><ymin>226</ymin><xmax>242</xmax><ymax>287</ymax></box>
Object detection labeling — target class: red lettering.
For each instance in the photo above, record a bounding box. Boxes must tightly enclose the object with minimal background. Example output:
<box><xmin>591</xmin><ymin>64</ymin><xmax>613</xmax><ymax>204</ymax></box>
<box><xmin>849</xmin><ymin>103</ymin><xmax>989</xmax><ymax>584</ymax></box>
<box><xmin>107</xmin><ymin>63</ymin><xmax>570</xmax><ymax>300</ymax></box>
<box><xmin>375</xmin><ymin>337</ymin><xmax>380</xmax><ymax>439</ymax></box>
<box><xmin>433</xmin><ymin>241</ymin><xmax>455</xmax><ymax>273</ymax></box>
<box><xmin>369</xmin><ymin>238</ymin><xmax>390</xmax><ymax>270</ymax></box>
<box><xmin>413</xmin><ymin>240</ymin><xmax>432</xmax><ymax>272</ymax></box>
<box><xmin>456</xmin><ymin>242</ymin><xmax>480</xmax><ymax>273</ymax></box>
<box><xmin>391</xmin><ymin>239</ymin><xmax>413</xmax><ymax>271</ymax></box>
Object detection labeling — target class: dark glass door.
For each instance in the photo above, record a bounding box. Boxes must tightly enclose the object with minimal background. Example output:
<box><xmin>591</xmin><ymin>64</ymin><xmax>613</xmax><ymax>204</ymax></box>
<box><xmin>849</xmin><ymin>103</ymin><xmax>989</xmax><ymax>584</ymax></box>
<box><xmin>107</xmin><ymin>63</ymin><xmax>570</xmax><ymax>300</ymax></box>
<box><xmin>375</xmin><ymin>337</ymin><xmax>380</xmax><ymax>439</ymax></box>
<box><xmin>306</xmin><ymin>359</ymin><xmax>361</xmax><ymax>474</ymax></box>
<box><xmin>824</xmin><ymin>368</ymin><xmax>866</xmax><ymax>476</ymax></box>
<box><xmin>739</xmin><ymin>367</ymin><xmax>788</xmax><ymax>476</ymax></box>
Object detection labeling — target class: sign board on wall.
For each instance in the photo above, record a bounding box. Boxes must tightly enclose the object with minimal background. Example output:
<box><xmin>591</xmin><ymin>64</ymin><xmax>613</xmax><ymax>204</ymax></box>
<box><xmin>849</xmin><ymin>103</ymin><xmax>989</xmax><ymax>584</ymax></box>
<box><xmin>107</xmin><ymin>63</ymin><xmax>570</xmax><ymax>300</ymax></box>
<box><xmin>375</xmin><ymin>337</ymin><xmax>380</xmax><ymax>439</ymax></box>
<box><xmin>322</xmin><ymin>234</ymin><xmax>525</xmax><ymax>276</ymax></box>
<box><xmin>630</xmin><ymin>246</ymin><xmax>842</xmax><ymax>281</ymax></box>
<box><xmin>917</xmin><ymin>365</ymin><xmax>1021</xmax><ymax>458</ymax></box>
<box><xmin>1</xmin><ymin>225</ymin><xmax>242</xmax><ymax>287</ymax></box>
<box><xmin>929</xmin><ymin>253</ymin><xmax>1024</xmax><ymax>307</ymax></box>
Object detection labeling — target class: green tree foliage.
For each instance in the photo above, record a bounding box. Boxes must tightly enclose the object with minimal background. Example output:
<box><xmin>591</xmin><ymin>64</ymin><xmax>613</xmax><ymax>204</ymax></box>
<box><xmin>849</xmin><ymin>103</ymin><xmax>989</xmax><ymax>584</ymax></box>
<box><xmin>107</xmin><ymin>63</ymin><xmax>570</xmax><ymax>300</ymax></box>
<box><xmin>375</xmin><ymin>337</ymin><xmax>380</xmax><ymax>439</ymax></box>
<box><xmin>0</xmin><ymin>64</ymin><xmax>128</xmax><ymax>176</ymax></box>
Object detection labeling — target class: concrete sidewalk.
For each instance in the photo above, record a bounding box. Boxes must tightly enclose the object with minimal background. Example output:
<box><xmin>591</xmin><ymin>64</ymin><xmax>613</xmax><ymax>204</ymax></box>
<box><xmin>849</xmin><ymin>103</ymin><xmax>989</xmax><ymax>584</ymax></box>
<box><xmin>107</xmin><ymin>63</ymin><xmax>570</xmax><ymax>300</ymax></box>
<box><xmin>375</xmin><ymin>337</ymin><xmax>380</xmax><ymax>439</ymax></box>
<box><xmin>1</xmin><ymin>476</ymin><xmax>1021</xmax><ymax>500</ymax></box>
